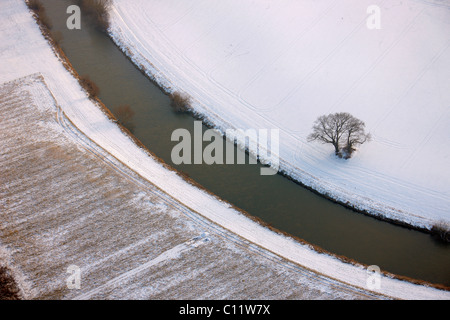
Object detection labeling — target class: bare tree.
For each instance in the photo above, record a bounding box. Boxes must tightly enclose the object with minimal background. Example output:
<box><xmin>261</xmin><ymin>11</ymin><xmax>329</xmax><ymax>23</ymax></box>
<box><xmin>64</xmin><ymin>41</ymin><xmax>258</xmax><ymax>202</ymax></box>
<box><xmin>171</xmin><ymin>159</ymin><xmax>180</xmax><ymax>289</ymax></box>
<box><xmin>431</xmin><ymin>220</ymin><xmax>450</xmax><ymax>243</ymax></box>
<box><xmin>169</xmin><ymin>91</ymin><xmax>192</xmax><ymax>113</ymax></box>
<box><xmin>79</xmin><ymin>75</ymin><xmax>100</xmax><ymax>98</ymax></box>
<box><xmin>78</xmin><ymin>0</ymin><xmax>111</xmax><ymax>32</ymax></box>
<box><xmin>115</xmin><ymin>104</ymin><xmax>135</xmax><ymax>133</ymax></box>
<box><xmin>342</xmin><ymin>116</ymin><xmax>372</xmax><ymax>158</ymax></box>
<box><xmin>307</xmin><ymin>112</ymin><xmax>371</xmax><ymax>158</ymax></box>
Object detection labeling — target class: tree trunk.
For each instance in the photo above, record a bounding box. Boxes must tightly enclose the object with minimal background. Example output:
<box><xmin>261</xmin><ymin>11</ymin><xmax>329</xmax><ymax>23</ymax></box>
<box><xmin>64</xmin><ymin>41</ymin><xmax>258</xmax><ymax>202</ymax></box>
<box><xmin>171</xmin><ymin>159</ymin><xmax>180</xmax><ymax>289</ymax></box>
<box><xmin>334</xmin><ymin>143</ymin><xmax>340</xmax><ymax>156</ymax></box>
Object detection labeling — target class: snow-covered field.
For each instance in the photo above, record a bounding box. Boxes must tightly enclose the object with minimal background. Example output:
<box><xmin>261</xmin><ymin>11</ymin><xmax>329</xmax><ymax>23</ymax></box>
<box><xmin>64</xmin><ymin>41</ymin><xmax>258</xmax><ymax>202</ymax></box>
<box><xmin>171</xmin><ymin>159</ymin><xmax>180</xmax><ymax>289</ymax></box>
<box><xmin>0</xmin><ymin>0</ymin><xmax>449</xmax><ymax>299</ymax></box>
<box><xmin>108</xmin><ymin>0</ymin><xmax>450</xmax><ymax>230</ymax></box>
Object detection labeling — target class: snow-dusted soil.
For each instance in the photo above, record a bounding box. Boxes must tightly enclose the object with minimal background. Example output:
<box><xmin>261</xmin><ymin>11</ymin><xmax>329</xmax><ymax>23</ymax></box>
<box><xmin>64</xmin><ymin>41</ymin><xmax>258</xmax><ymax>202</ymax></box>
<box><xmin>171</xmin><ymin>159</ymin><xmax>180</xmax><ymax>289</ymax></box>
<box><xmin>108</xmin><ymin>0</ymin><xmax>450</xmax><ymax>230</ymax></box>
<box><xmin>0</xmin><ymin>0</ymin><xmax>449</xmax><ymax>299</ymax></box>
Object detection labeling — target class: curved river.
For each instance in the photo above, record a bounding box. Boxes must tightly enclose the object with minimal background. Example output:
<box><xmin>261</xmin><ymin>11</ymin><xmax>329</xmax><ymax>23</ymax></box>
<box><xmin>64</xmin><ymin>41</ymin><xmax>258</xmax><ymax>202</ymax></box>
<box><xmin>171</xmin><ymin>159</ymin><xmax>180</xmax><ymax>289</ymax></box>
<box><xmin>42</xmin><ymin>0</ymin><xmax>449</xmax><ymax>286</ymax></box>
